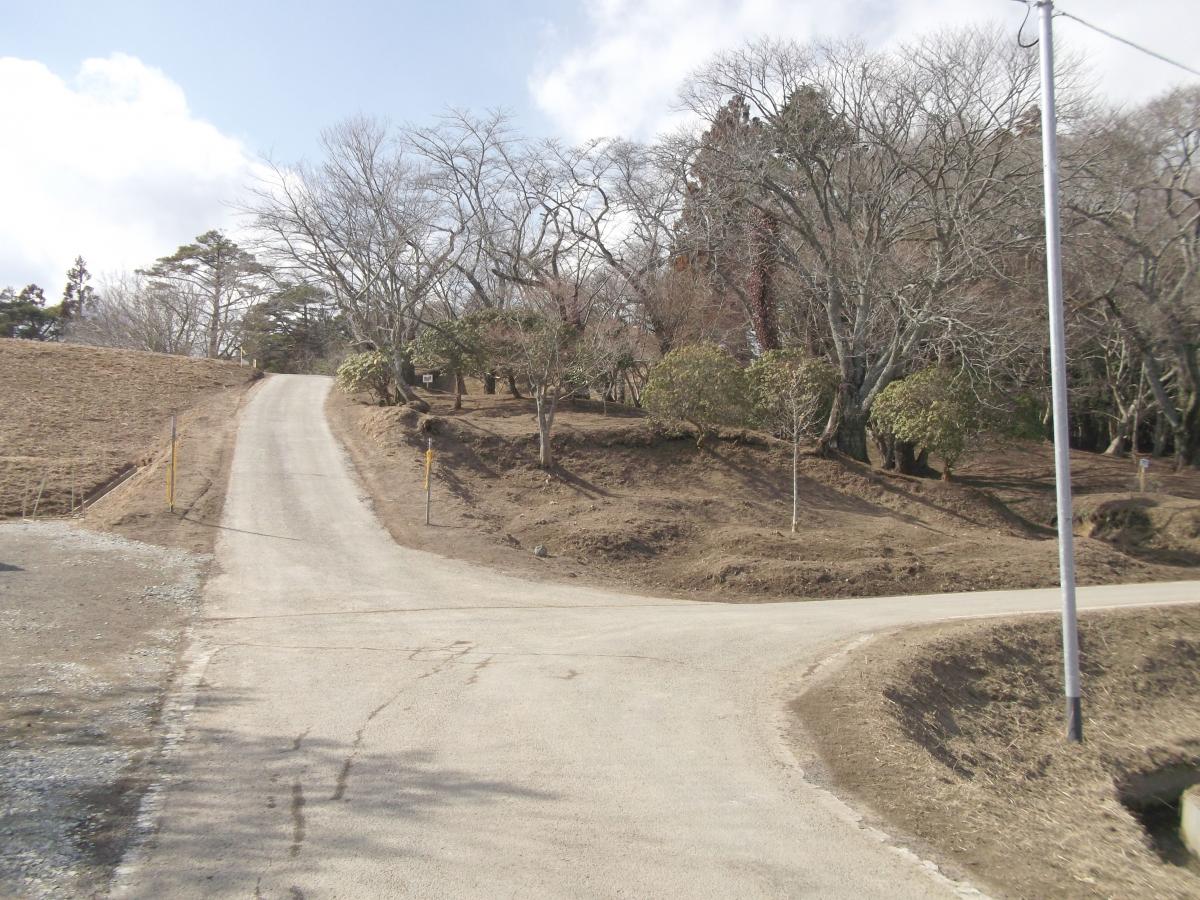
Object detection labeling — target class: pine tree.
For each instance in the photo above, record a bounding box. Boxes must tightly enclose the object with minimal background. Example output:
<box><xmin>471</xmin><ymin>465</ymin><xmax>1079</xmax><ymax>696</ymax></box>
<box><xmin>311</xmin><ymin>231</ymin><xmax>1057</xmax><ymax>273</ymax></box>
<box><xmin>61</xmin><ymin>256</ymin><xmax>97</xmax><ymax>321</ymax></box>
<box><xmin>143</xmin><ymin>231</ymin><xmax>267</xmax><ymax>359</ymax></box>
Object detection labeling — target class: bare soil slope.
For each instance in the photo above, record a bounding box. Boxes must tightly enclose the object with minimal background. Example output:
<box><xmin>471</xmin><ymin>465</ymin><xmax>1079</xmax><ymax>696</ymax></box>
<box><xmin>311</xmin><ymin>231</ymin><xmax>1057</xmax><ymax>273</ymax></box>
<box><xmin>1</xmin><ymin>339</ymin><xmax>260</xmax><ymax>552</ymax></box>
<box><xmin>794</xmin><ymin>605</ymin><xmax>1200</xmax><ymax>899</ymax></box>
<box><xmin>329</xmin><ymin>388</ymin><xmax>1200</xmax><ymax>601</ymax></box>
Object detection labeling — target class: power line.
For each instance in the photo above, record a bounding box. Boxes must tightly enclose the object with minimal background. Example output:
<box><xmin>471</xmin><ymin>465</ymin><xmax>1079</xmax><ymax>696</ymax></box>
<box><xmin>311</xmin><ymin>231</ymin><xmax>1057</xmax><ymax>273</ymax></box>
<box><xmin>1054</xmin><ymin>7</ymin><xmax>1200</xmax><ymax>78</ymax></box>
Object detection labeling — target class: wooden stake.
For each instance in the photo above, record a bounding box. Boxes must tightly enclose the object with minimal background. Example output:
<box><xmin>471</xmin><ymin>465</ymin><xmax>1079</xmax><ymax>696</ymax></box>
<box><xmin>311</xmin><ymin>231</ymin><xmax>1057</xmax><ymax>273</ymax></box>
<box><xmin>168</xmin><ymin>414</ymin><xmax>178</xmax><ymax>512</ymax></box>
<box><xmin>32</xmin><ymin>471</ymin><xmax>48</xmax><ymax>519</ymax></box>
<box><xmin>424</xmin><ymin>437</ymin><xmax>433</xmax><ymax>526</ymax></box>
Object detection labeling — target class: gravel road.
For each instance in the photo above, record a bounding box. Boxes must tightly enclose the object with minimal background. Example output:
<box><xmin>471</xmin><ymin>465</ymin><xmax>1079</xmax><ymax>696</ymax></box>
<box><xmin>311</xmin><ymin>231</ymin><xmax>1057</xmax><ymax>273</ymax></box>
<box><xmin>113</xmin><ymin>374</ymin><xmax>1200</xmax><ymax>899</ymax></box>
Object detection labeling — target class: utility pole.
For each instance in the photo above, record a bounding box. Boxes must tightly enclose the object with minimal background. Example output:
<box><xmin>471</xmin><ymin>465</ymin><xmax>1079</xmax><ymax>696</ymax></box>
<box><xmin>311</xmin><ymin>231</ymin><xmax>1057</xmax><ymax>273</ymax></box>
<box><xmin>1036</xmin><ymin>0</ymin><xmax>1083</xmax><ymax>743</ymax></box>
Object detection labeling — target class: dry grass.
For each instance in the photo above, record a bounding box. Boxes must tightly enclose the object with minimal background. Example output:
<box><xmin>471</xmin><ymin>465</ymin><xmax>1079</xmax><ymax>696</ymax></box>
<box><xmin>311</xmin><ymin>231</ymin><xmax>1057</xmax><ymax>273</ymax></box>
<box><xmin>795</xmin><ymin>606</ymin><xmax>1200</xmax><ymax>899</ymax></box>
<box><xmin>0</xmin><ymin>339</ymin><xmax>256</xmax><ymax>520</ymax></box>
<box><xmin>330</xmin><ymin>386</ymin><xmax>1200</xmax><ymax>602</ymax></box>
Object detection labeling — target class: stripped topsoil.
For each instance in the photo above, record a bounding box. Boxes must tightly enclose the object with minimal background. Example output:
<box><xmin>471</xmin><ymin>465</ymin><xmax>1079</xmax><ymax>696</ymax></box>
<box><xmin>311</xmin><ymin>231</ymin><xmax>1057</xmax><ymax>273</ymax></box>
<box><xmin>793</xmin><ymin>605</ymin><xmax>1200</xmax><ymax>899</ymax></box>
<box><xmin>327</xmin><ymin>387</ymin><xmax>1200</xmax><ymax>603</ymax></box>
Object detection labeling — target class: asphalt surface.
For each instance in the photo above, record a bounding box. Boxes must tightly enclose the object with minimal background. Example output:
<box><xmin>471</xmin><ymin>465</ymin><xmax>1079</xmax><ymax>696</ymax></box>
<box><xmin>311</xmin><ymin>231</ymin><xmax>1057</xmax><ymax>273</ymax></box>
<box><xmin>116</xmin><ymin>374</ymin><xmax>1200</xmax><ymax>899</ymax></box>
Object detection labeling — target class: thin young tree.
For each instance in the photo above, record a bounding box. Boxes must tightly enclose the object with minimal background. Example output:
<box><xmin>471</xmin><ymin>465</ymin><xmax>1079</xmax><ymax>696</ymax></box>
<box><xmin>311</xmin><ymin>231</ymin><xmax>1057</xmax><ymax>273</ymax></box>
<box><xmin>748</xmin><ymin>350</ymin><xmax>837</xmax><ymax>531</ymax></box>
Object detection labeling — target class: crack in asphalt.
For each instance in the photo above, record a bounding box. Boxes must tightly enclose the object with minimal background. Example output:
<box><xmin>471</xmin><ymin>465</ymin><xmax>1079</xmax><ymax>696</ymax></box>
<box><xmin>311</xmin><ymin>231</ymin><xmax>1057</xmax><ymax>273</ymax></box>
<box><xmin>331</xmin><ymin>688</ymin><xmax>403</xmax><ymax>802</ymax></box>
<box><xmin>466</xmin><ymin>655</ymin><xmax>495</xmax><ymax>685</ymax></box>
<box><xmin>332</xmin><ymin>643</ymin><xmax>473</xmax><ymax>801</ymax></box>
<box><xmin>201</xmin><ymin>602</ymin><xmax>689</xmax><ymax>622</ymax></box>
<box><xmin>290</xmin><ymin>728</ymin><xmax>311</xmax><ymax>752</ymax></box>
<box><xmin>289</xmin><ymin>781</ymin><xmax>305</xmax><ymax>858</ymax></box>
<box><xmin>211</xmin><ymin>641</ymin><xmax>705</xmax><ymax>669</ymax></box>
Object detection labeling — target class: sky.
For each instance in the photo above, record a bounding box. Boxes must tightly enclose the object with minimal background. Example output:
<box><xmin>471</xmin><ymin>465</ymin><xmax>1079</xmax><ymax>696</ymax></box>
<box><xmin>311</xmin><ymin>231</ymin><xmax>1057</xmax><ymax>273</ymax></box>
<box><xmin>2</xmin><ymin>0</ymin><xmax>1197</xmax><ymax>293</ymax></box>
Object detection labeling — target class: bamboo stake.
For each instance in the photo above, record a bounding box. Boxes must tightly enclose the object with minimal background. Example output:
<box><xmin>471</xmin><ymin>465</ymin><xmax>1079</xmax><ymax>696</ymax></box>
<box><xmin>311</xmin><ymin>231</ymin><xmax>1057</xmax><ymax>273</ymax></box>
<box><xmin>31</xmin><ymin>470</ymin><xmax>49</xmax><ymax>519</ymax></box>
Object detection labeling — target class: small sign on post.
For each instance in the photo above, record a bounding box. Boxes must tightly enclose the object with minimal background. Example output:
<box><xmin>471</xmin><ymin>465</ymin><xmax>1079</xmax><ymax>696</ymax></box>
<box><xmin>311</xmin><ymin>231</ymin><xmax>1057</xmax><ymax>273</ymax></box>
<box><xmin>422</xmin><ymin>373</ymin><xmax>434</xmax><ymax>385</ymax></box>
<box><xmin>1138</xmin><ymin>456</ymin><xmax>1150</xmax><ymax>493</ymax></box>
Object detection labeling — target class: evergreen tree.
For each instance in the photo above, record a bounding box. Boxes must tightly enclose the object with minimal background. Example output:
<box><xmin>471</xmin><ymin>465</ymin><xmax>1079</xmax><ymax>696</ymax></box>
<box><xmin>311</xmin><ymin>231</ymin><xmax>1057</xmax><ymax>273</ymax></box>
<box><xmin>144</xmin><ymin>230</ymin><xmax>267</xmax><ymax>359</ymax></box>
<box><xmin>0</xmin><ymin>284</ymin><xmax>61</xmax><ymax>340</ymax></box>
<box><xmin>61</xmin><ymin>256</ymin><xmax>97</xmax><ymax>321</ymax></box>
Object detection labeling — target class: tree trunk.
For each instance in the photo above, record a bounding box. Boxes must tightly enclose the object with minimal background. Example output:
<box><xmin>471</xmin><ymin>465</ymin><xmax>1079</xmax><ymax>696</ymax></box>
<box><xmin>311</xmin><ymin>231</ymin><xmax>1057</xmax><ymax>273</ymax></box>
<box><xmin>875</xmin><ymin>431</ymin><xmax>897</xmax><ymax>470</ymax></box>
<box><xmin>535</xmin><ymin>392</ymin><xmax>555</xmax><ymax>469</ymax></box>
<box><xmin>389</xmin><ymin>350</ymin><xmax>427</xmax><ymax>409</ymax></box>
<box><xmin>1174</xmin><ymin>397</ymin><xmax>1200</xmax><ymax>469</ymax></box>
<box><xmin>507</xmin><ymin>373</ymin><xmax>522</xmax><ymax>399</ymax></box>
<box><xmin>1103</xmin><ymin>433</ymin><xmax>1127</xmax><ymax>456</ymax></box>
<box><xmin>896</xmin><ymin>442</ymin><xmax>934</xmax><ymax>477</ymax></box>
<box><xmin>400</xmin><ymin>358</ymin><xmax>417</xmax><ymax>387</ymax></box>
<box><xmin>208</xmin><ymin>288</ymin><xmax>221</xmax><ymax>359</ymax></box>
<box><xmin>836</xmin><ymin>410</ymin><xmax>869</xmax><ymax>462</ymax></box>
<box><xmin>743</xmin><ymin>210</ymin><xmax>782</xmax><ymax>352</ymax></box>
<box><xmin>819</xmin><ymin>383</ymin><xmax>870</xmax><ymax>463</ymax></box>
<box><xmin>454</xmin><ymin>372</ymin><xmax>466</xmax><ymax>411</ymax></box>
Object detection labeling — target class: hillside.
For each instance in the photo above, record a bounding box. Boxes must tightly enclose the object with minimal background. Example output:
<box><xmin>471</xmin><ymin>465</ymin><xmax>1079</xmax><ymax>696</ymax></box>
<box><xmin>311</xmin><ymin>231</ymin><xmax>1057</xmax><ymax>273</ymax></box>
<box><xmin>0</xmin><ymin>339</ymin><xmax>259</xmax><ymax>549</ymax></box>
<box><xmin>329</xmin><ymin>386</ymin><xmax>1200</xmax><ymax>601</ymax></box>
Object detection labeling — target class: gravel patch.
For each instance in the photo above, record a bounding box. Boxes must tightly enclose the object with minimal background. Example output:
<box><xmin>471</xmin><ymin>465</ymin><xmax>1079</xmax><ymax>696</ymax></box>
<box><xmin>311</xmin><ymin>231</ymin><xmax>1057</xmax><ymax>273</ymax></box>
<box><xmin>0</xmin><ymin>521</ymin><xmax>203</xmax><ymax>898</ymax></box>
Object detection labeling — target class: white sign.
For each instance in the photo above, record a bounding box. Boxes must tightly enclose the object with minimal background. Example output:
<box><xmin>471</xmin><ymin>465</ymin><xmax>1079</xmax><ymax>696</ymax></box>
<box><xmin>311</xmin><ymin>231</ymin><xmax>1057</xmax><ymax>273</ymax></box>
<box><xmin>1139</xmin><ymin>458</ymin><xmax>1150</xmax><ymax>470</ymax></box>
<box><xmin>422</xmin><ymin>373</ymin><xmax>434</xmax><ymax>384</ymax></box>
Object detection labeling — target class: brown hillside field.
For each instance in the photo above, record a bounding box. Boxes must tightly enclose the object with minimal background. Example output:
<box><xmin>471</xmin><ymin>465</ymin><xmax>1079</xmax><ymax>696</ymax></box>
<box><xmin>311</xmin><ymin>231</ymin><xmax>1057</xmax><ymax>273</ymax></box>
<box><xmin>0</xmin><ymin>339</ymin><xmax>259</xmax><ymax>551</ymax></box>
<box><xmin>329</xmin><ymin>386</ymin><xmax>1200</xmax><ymax>601</ymax></box>
<box><xmin>793</xmin><ymin>606</ymin><xmax>1200</xmax><ymax>899</ymax></box>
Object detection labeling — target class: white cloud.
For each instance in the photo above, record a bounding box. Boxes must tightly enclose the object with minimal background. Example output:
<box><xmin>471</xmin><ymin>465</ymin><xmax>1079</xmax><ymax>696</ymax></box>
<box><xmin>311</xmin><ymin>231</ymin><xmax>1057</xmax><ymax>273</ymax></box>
<box><xmin>530</xmin><ymin>0</ymin><xmax>1200</xmax><ymax>142</ymax></box>
<box><xmin>0</xmin><ymin>53</ymin><xmax>264</xmax><ymax>292</ymax></box>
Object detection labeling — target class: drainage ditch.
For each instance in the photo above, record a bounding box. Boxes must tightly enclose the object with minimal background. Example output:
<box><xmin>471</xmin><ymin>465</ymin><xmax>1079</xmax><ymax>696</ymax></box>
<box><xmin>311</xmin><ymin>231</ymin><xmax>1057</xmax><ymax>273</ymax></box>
<box><xmin>1118</xmin><ymin>762</ymin><xmax>1200</xmax><ymax>872</ymax></box>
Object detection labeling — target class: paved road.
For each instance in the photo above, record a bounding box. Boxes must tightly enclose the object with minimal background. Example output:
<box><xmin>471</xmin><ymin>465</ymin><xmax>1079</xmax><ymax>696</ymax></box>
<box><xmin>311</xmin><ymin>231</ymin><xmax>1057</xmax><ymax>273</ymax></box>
<box><xmin>117</xmin><ymin>375</ymin><xmax>1199</xmax><ymax>899</ymax></box>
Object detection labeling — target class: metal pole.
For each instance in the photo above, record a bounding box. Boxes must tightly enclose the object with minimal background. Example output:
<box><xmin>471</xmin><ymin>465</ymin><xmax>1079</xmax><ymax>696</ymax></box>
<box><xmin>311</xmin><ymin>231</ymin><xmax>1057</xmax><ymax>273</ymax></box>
<box><xmin>1037</xmin><ymin>0</ymin><xmax>1083</xmax><ymax>743</ymax></box>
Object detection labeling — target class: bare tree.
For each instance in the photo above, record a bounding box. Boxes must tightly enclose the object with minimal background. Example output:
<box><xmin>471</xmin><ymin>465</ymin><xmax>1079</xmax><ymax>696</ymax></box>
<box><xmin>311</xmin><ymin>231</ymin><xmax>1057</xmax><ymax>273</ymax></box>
<box><xmin>250</xmin><ymin>117</ymin><xmax>460</xmax><ymax>404</ymax></box>
<box><xmin>678</xmin><ymin>30</ymin><xmax>1052</xmax><ymax>460</ymax></box>
<box><xmin>67</xmin><ymin>271</ymin><xmax>203</xmax><ymax>355</ymax></box>
<box><xmin>1067</xmin><ymin>86</ymin><xmax>1200</xmax><ymax>467</ymax></box>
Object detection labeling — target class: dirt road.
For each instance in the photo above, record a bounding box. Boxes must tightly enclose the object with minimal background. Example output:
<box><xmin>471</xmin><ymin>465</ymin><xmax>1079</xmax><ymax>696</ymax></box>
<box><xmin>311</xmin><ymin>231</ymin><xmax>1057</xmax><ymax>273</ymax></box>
<box><xmin>116</xmin><ymin>375</ymin><xmax>1200</xmax><ymax>899</ymax></box>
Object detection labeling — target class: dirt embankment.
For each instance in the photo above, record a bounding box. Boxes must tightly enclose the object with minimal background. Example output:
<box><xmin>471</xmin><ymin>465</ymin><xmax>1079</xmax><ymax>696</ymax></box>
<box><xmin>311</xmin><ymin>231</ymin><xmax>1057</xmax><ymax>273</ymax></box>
<box><xmin>0</xmin><ymin>338</ymin><xmax>261</xmax><ymax>553</ymax></box>
<box><xmin>794</xmin><ymin>605</ymin><xmax>1200</xmax><ymax>899</ymax></box>
<box><xmin>328</xmin><ymin>387</ymin><xmax>1200</xmax><ymax>602</ymax></box>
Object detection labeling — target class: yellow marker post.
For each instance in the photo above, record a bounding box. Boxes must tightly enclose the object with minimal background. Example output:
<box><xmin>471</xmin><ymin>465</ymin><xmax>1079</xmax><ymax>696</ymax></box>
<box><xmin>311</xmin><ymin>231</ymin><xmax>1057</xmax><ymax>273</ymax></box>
<box><xmin>424</xmin><ymin>437</ymin><xmax>433</xmax><ymax>525</ymax></box>
<box><xmin>168</xmin><ymin>414</ymin><xmax>177</xmax><ymax>512</ymax></box>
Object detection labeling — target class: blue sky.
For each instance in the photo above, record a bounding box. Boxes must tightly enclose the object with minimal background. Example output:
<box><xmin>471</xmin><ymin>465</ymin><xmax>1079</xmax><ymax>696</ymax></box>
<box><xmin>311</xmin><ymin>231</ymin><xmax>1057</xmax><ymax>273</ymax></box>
<box><xmin>2</xmin><ymin>0</ymin><xmax>1196</xmax><ymax>291</ymax></box>
<box><xmin>2</xmin><ymin>0</ymin><xmax>578</xmax><ymax>161</ymax></box>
